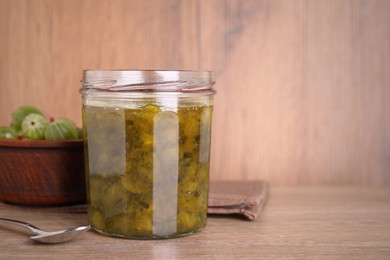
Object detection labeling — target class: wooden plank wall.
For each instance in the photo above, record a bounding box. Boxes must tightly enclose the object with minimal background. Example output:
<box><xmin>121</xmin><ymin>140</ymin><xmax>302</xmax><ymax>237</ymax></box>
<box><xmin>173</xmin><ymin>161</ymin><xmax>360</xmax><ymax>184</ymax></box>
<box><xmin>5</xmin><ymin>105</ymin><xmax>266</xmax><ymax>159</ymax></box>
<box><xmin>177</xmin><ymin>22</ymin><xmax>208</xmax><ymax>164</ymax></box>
<box><xmin>0</xmin><ymin>0</ymin><xmax>389</xmax><ymax>185</ymax></box>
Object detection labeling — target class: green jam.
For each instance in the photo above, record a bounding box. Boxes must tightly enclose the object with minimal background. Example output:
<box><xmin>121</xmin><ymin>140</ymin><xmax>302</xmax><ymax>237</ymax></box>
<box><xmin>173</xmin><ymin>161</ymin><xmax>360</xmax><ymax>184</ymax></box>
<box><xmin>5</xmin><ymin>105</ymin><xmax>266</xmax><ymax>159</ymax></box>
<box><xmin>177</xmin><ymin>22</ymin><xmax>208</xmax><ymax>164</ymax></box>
<box><xmin>83</xmin><ymin>103</ymin><xmax>212</xmax><ymax>239</ymax></box>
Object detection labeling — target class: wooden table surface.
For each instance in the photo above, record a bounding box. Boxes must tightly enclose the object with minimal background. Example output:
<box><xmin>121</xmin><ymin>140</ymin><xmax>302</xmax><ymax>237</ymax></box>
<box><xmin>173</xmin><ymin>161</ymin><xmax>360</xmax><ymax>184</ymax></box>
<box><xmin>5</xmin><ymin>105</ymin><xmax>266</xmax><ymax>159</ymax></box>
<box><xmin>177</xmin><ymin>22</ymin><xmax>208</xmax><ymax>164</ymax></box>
<box><xmin>0</xmin><ymin>186</ymin><xmax>389</xmax><ymax>259</ymax></box>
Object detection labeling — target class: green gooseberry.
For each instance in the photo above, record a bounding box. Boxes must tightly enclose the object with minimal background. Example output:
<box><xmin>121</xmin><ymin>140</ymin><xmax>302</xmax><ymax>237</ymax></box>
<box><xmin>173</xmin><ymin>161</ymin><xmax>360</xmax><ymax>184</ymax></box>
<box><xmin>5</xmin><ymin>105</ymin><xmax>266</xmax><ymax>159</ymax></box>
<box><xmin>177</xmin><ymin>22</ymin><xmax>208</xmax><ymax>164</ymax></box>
<box><xmin>21</xmin><ymin>113</ymin><xmax>48</xmax><ymax>140</ymax></box>
<box><xmin>11</xmin><ymin>105</ymin><xmax>44</xmax><ymax>131</ymax></box>
<box><xmin>45</xmin><ymin>118</ymin><xmax>78</xmax><ymax>140</ymax></box>
<box><xmin>0</xmin><ymin>126</ymin><xmax>18</xmax><ymax>140</ymax></box>
<box><xmin>77</xmin><ymin>127</ymin><xmax>84</xmax><ymax>139</ymax></box>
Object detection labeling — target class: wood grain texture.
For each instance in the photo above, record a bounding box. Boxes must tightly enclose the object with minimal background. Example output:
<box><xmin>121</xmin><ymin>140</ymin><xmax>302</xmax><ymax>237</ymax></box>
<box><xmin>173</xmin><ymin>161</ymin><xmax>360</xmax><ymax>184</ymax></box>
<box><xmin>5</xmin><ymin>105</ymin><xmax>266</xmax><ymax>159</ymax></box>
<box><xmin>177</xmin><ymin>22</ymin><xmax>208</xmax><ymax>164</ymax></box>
<box><xmin>0</xmin><ymin>187</ymin><xmax>389</xmax><ymax>259</ymax></box>
<box><xmin>0</xmin><ymin>0</ymin><xmax>389</xmax><ymax>185</ymax></box>
<box><xmin>0</xmin><ymin>140</ymin><xmax>85</xmax><ymax>205</ymax></box>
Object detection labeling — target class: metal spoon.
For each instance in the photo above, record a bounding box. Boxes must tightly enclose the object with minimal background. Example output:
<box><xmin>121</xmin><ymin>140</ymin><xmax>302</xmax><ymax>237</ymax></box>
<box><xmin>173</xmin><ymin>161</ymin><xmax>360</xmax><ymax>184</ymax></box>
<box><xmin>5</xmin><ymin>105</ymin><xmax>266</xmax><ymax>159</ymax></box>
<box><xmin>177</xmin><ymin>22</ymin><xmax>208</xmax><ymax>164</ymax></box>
<box><xmin>0</xmin><ymin>217</ymin><xmax>90</xmax><ymax>244</ymax></box>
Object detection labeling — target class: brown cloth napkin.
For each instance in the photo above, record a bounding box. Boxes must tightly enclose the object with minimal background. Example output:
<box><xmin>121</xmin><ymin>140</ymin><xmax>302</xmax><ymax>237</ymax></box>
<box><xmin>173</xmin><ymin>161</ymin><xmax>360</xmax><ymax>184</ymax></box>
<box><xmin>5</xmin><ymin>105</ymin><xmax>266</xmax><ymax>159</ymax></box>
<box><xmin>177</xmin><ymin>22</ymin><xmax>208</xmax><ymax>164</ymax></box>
<box><xmin>207</xmin><ymin>180</ymin><xmax>269</xmax><ymax>220</ymax></box>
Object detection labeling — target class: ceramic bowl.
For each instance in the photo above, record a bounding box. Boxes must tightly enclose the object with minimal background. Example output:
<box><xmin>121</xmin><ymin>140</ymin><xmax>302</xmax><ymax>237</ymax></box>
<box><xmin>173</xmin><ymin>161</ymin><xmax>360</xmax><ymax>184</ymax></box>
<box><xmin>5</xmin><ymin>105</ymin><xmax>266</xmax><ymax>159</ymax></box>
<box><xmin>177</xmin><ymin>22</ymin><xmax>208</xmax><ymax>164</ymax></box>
<box><xmin>0</xmin><ymin>139</ymin><xmax>86</xmax><ymax>206</ymax></box>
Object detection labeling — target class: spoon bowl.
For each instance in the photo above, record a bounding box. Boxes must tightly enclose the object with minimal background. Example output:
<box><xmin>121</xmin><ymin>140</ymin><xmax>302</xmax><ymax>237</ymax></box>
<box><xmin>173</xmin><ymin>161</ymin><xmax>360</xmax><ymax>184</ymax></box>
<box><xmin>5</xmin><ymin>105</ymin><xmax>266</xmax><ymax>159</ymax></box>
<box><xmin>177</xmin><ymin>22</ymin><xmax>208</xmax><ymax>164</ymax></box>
<box><xmin>0</xmin><ymin>217</ymin><xmax>90</xmax><ymax>244</ymax></box>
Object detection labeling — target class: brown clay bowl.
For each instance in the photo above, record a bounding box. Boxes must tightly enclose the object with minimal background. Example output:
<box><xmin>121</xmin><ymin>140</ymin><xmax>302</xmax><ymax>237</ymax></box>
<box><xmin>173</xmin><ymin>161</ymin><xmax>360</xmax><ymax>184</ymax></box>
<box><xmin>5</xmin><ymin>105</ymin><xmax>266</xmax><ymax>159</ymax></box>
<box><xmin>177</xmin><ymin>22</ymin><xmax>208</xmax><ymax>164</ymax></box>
<box><xmin>0</xmin><ymin>139</ymin><xmax>86</xmax><ymax>206</ymax></box>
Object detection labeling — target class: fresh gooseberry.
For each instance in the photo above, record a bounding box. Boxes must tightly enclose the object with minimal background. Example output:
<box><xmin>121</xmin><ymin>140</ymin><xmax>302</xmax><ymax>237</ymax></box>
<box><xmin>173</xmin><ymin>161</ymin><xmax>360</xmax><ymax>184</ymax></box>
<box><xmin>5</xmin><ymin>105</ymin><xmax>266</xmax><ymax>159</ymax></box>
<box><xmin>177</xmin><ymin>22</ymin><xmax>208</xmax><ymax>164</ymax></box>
<box><xmin>11</xmin><ymin>105</ymin><xmax>44</xmax><ymax>131</ymax></box>
<box><xmin>0</xmin><ymin>126</ymin><xmax>17</xmax><ymax>140</ymax></box>
<box><xmin>77</xmin><ymin>127</ymin><xmax>84</xmax><ymax>139</ymax></box>
<box><xmin>45</xmin><ymin>118</ymin><xmax>78</xmax><ymax>140</ymax></box>
<box><xmin>21</xmin><ymin>113</ymin><xmax>48</xmax><ymax>140</ymax></box>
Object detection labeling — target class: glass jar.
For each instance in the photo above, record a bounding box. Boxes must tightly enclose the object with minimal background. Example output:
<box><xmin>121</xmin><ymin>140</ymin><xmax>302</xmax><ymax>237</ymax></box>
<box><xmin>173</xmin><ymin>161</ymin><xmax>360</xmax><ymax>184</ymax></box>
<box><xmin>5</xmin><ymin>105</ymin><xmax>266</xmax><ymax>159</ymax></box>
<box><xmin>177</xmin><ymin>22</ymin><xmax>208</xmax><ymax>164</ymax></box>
<box><xmin>80</xmin><ymin>70</ymin><xmax>216</xmax><ymax>239</ymax></box>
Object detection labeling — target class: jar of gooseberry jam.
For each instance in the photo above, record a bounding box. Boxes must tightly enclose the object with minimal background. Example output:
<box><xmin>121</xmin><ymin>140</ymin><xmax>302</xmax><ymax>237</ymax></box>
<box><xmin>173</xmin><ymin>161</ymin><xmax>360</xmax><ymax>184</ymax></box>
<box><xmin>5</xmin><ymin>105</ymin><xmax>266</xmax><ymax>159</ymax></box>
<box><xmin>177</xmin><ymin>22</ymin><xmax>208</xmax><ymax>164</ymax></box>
<box><xmin>81</xmin><ymin>70</ymin><xmax>215</xmax><ymax>239</ymax></box>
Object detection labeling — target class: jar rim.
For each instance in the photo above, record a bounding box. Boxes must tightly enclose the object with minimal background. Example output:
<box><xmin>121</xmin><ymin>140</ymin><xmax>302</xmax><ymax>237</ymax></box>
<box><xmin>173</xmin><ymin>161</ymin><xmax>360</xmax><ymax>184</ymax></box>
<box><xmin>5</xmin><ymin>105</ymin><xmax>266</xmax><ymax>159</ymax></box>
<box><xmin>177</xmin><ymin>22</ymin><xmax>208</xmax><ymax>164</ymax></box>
<box><xmin>81</xmin><ymin>70</ymin><xmax>215</xmax><ymax>94</ymax></box>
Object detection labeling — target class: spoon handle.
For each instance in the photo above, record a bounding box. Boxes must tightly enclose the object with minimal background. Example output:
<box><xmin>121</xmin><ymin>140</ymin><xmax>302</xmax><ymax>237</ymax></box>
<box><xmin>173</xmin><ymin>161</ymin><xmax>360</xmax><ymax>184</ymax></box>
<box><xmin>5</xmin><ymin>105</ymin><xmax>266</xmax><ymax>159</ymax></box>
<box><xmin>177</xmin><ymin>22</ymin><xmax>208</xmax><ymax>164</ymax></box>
<box><xmin>0</xmin><ymin>217</ymin><xmax>41</xmax><ymax>235</ymax></box>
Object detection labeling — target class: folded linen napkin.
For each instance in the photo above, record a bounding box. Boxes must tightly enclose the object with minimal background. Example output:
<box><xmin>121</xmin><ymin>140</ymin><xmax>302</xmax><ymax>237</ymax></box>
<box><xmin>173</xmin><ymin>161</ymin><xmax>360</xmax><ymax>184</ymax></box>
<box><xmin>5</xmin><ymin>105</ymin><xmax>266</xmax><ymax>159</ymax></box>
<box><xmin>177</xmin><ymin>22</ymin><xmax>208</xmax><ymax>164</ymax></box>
<box><xmin>207</xmin><ymin>180</ymin><xmax>269</xmax><ymax>220</ymax></box>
